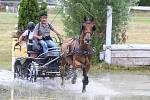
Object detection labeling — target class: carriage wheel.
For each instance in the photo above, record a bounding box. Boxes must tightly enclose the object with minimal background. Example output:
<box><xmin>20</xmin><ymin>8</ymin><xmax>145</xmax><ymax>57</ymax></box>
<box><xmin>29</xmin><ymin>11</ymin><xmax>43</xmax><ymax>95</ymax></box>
<box><xmin>28</xmin><ymin>63</ymin><xmax>37</xmax><ymax>82</ymax></box>
<box><xmin>14</xmin><ymin>62</ymin><xmax>22</xmax><ymax>79</ymax></box>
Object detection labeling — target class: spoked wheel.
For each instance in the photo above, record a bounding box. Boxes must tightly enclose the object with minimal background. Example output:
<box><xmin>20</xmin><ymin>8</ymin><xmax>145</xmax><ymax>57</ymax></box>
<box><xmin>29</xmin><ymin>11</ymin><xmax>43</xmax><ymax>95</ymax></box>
<box><xmin>14</xmin><ymin>62</ymin><xmax>22</xmax><ymax>79</ymax></box>
<box><xmin>27</xmin><ymin>63</ymin><xmax>37</xmax><ymax>82</ymax></box>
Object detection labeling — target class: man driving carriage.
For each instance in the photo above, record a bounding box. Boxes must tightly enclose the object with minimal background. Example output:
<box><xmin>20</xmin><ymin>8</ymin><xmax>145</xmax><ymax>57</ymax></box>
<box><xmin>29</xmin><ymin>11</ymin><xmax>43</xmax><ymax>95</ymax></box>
<box><xmin>33</xmin><ymin>12</ymin><xmax>61</xmax><ymax>55</ymax></box>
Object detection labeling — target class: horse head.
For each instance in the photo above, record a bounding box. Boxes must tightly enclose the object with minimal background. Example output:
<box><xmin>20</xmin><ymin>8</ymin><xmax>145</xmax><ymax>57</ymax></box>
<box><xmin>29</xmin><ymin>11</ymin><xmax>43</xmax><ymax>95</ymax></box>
<box><xmin>81</xmin><ymin>16</ymin><xmax>96</xmax><ymax>44</ymax></box>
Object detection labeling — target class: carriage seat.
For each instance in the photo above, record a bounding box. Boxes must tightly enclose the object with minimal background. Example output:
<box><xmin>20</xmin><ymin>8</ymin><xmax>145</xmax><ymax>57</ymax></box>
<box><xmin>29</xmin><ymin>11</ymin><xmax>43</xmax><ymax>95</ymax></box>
<box><xmin>27</xmin><ymin>39</ymin><xmax>60</xmax><ymax>57</ymax></box>
<box><xmin>27</xmin><ymin>39</ymin><xmax>42</xmax><ymax>56</ymax></box>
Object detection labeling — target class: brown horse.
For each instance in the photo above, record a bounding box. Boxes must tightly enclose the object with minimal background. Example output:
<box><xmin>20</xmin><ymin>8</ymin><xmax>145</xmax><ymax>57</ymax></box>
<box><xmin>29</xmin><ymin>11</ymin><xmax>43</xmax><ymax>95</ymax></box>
<box><xmin>60</xmin><ymin>17</ymin><xmax>96</xmax><ymax>92</ymax></box>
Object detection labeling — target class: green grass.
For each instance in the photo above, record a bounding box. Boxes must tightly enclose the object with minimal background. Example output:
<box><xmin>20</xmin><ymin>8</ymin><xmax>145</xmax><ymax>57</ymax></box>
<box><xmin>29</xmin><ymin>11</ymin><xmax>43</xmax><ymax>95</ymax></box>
<box><xmin>89</xmin><ymin>62</ymin><xmax>150</xmax><ymax>75</ymax></box>
<box><xmin>0</xmin><ymin>12</ymin><xmax>17</xmax><ymax>70</ymax></box>
<box><xmin>129</xmin><ymin>17</ymin><xmax>150</xmax><ymax>24</ymax></box>
<box><xmin>126</xmin><ymin>11</ymin><xmax>150</xmax><ymax>44</ymax></box>
<box><xmin>0</xmin><ymin>12</ymin><xmax>17</xmax><ymax>24</ymax></box>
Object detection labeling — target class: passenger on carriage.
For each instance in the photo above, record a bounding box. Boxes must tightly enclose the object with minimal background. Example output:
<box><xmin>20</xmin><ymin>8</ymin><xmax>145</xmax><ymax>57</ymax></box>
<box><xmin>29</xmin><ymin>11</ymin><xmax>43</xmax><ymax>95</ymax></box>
<box><xmin>18</xmin><ymin>21</ymin><xmax>36</xmax><ymax>57</ymax></box>
<box><xmin>33</xmin><ymin>12</ymin><xmax>61</xmax><ymax>56</ymax></box>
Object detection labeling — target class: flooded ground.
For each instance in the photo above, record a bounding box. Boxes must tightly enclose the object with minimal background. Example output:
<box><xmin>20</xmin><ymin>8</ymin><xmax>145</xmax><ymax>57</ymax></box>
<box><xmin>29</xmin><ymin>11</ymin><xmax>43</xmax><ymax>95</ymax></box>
<box><xmin>0</xmin><ymin>70</ymin><xmax>150</xmax><ymax>100</ymax></box>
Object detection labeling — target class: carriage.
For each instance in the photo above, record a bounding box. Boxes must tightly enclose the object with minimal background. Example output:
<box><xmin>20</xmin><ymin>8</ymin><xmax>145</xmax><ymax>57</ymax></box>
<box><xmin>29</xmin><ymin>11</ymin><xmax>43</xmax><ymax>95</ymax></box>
<box><xmin>12</xmin><ymin>17</ymin><xmax>95</xmax><ymax>92</ymax></box>
<box><xmin>13</xmin><ymin>37</ymin><xmax>73</xmax><ymax>82</ymax></box>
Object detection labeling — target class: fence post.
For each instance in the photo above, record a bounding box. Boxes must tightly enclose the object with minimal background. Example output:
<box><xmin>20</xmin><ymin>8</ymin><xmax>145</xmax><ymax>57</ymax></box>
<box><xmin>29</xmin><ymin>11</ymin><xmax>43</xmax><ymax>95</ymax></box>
<box><xmin>105</xmin><ymin>6</ymin><xmax>112</xmax><ymax>64</ymax></box>
<box><xmin>6</xmin><ymin>5</ymin><xmax>9</xmax><ymax>12</ymax></box>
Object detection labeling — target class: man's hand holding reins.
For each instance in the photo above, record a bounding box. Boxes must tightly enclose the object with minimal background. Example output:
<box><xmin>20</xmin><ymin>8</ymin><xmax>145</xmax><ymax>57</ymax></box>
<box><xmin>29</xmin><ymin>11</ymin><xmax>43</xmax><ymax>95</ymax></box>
<box><xmin>52</xmin><ymin>29</ymin><xmax>63</xmax><ymax>45</ymax></box>
<box><xmin>57</xmin><ymin>34</ymin><xmax>63</xmax><ymax>45</ymax></box>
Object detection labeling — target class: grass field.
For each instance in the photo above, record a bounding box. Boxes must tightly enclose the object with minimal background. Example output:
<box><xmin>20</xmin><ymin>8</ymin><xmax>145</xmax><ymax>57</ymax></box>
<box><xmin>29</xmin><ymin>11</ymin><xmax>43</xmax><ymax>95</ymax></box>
<box><xmin>0</xmin><ymin>12</ymin><xmax>17</xmax><ymax>70</ymax></box>
<box><xmin>126</xmin><ymin>11</ymin><xmax>150</xmax><ymax>44</ymax></box>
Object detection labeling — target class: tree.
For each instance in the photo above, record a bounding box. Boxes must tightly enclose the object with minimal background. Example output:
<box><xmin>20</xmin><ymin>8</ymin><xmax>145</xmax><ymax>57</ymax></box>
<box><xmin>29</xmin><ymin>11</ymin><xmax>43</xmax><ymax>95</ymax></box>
<box><xmin>18</xmin><ymin>0</ymin><xmax>27</xmax><ymax>34</ymax></box>
<box><xmin>18</xmin><ymin>0</ymin><xmax>39</xmax><ymax>35</ymax></box>
<box><xmin>138</xmin><ymin>0</ymin><xmax>150</xmax><ymax>6</ymax></box>
<box><xmin>39</xmin><ymin>2</ymin><xmax>48</xmax><ymax>14</ymax></box>
<box><xmin>60</xmin><ymin>0</ymin><xmax>138</xmax><ymax>64</ymax></box>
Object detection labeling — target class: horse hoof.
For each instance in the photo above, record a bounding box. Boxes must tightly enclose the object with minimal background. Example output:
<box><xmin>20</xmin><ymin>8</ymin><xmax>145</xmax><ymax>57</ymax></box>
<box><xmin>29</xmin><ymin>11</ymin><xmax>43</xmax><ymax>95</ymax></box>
<box><xmin>71</xmin><ymin>78</ymin><xmax>76</xmax><ymax>84</ymax></box>
<box><xmin>61</xmin><ymin>82</ymin><xmax>64</xmax><ymax>86</ymax></box>
<box><xmin>71</xmin><ymin>74</ymin><xmax>77</xmax><ymax>84</ymax></box>
<box><xmin>82</xmin><ymin>89</ymin><xmax>86</xmax><ymax>93</ymax></box>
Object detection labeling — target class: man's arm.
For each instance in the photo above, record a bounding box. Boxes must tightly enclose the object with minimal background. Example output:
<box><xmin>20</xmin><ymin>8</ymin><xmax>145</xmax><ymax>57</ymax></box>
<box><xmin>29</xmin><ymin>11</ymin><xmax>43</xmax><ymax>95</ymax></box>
<box><xmin>18</xmin><ymin>35</ymin><xmax>23</xmax><ymax>43</ymax></box>
<box><xmin>18</xmin><ymin>30</ymin><xmax>27</xmax><ymax>43</ymax></box>
<box><xmin>33</xmin><ymin>24</ymin><xmax>42</xmax><ymax>40</ymax></box>
<box><xmin>52</xmin><ymin>29</ymin><xmax>62</xmax><ymax>40</ymax></box>
<box><xmin>49</xmin><ymin>23</ymin><xmax>61</xmax><ymax>37</ymax></box>
<box><xmin>52</xmin><ymin>29</ymin><xmax>60</xmax><ymax>36</ymax></box>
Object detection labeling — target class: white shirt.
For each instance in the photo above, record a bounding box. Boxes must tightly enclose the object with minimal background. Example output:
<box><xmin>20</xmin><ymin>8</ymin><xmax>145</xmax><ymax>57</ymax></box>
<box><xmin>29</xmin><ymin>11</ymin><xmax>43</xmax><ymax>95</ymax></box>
<box><xmin>22</xmin><ymin>30</ymin><xmax>34</xmax><ymax>40</ymax></box>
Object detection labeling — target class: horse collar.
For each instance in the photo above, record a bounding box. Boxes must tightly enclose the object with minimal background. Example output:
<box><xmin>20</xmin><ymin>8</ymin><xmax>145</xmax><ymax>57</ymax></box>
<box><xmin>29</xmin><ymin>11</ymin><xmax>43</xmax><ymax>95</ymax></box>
<box><xmin>73</xmin><ymin>47</ymin><xmax>93</xmax><ymax>56</ymax></box>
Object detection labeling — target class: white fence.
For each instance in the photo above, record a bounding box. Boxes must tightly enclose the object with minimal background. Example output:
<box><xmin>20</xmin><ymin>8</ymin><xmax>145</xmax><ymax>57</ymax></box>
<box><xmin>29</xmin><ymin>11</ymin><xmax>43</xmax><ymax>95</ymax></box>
<box><xmin>102</xmin><ymin>6</ymin><xmax>150</xmax><ymax>66</ymax></box>
<box><xmin>102</xmin><ymin>44</ymin><xmax>150</xmax><ymax>65</ymax></box>
<box><xmin>130</xmin><ymin>6</ymin><xmax>150</xmax><ymax>11</ymax></box>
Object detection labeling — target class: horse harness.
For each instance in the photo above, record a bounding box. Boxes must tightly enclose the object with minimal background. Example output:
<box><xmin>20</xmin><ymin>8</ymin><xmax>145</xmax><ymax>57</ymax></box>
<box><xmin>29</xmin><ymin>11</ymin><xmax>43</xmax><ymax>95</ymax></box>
<box><xmin>66</xmin><ymin>38</ymin><xmax>93</xmax><ymax>56</ymax></box>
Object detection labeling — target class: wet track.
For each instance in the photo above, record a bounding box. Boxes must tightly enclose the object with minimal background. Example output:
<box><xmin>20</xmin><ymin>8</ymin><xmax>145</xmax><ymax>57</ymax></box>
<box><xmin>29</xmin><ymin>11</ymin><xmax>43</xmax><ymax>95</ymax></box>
<box><xmin>0</xmin><ymin>70</ymin><xmax>150</xmax><ymax>100</ymax></box>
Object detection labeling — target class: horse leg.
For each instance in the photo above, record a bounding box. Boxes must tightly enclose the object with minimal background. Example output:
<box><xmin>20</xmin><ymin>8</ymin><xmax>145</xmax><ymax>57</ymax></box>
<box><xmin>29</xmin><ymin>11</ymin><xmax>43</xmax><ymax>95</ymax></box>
<box><xmin>71</xmin><ymin>59</ymin><xmax>82</xmax><ymax>84</ymax></box>
<box><xmin>81</xmin><ymin>65</ymin><xmax>89</xmax><ymax>93</ymax></box>
<box><xmin>60</xmin><ymin>63</ymin><xmax>65</xmax><ymax>86</ymax></box>
<box><xmin>71</xmin><ymin>68</ymin><xmax>77</xmax><ymax>84</ymax></box>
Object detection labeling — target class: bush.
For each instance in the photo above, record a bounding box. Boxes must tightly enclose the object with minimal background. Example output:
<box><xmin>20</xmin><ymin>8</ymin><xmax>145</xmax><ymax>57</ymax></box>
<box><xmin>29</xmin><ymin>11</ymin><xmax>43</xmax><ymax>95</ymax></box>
<box><xmin>18</xmin><ymin>0</ymin><xmax>39</xmax><ymax>34</ymax></box>
<box><xmin>39</xmin><ymin>2</ymin><xmax>48</xmax><ymax>14</ymax></box>
<box><xmin>138</xmin><ymin>0</ymin><xmax>150</xmax><ymax>6</ymax></box>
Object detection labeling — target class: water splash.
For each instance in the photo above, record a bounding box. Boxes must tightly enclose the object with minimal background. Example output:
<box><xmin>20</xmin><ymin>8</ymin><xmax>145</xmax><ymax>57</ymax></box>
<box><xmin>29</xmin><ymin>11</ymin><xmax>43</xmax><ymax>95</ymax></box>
<box><xmin>0</xmin><ymin>70</ymin><xmax>119</xmax><ymax>96</ymax></box>
<box><xmin>0</xmin><ymin>70</ymin><xmax>14</xmax><ymax>82</ymax></box>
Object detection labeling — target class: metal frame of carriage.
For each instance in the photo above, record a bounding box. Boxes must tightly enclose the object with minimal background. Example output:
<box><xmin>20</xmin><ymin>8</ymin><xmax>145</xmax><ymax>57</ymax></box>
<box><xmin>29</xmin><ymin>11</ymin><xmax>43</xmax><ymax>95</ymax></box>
<box><xmin>14</xmin><ymin>47</ymin><xmax>60</xmax><ymax>82</ymax></box>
